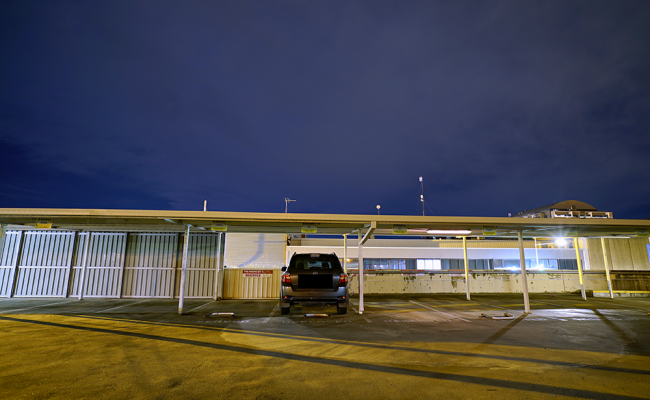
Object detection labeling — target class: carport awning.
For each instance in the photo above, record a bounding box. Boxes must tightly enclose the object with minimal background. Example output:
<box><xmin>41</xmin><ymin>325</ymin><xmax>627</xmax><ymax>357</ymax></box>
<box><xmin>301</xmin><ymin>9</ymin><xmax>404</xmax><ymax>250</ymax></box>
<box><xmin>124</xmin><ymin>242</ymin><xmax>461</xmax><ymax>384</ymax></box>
<box><xmin>1</xmin><ymin>208</ymin><xmax>649</xmax><ymax>238</ymax></box>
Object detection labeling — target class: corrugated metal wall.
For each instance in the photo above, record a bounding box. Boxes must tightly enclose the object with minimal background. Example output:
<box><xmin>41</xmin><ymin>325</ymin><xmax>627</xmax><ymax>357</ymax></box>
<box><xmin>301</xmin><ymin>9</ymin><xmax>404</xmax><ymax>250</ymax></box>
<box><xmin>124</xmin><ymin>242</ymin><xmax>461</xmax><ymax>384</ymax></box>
<box><xmin>14</xmin><ymin>231</ymin><xmax>75</xmax><ymax>297</ymax></box>
<box><xmin>123</xmin><ymin>233</ymin><xmax>176</xmax><ymax>298</ymax></box>
<box><xmin>221</xmin><ymin>269</ymin><xmax>282</xmax><ymax>299</ymax></box>
<box><xmin>83</xmin><ymin>233</ymin><xmax>128</xmax><ymax>298</ymax></box>
<box><xmin>0</xmin><ymin>231</ymin><xmax>22</xmax><ymax>297</ymax></box>
<box><xmin>0</xmin><ymin>230</ymin><xmax>226</xmax><ymax>299</ymax></box>
<box><xmin>174</xmin><ymin>233</ymin><xmax>220</xmax><ymax>298</ymax></box>
<box><xmin>588</xmin><ymin>238</ymin><xmax>650</xmax><ymax>271</ymax></box>
<box><xmin>221</xmin><ymin>233</ymin><xmax>284</xmax><ymax>298</ymax></box>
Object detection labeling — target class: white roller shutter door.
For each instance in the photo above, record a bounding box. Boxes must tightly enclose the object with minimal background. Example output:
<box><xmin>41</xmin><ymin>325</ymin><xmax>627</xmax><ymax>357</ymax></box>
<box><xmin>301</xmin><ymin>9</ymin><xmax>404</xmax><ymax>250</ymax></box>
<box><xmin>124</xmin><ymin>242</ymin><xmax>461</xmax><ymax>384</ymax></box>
<box><xmin>224</xmin><ymin>233</ymin><xmax>286</xmax><ymax>269</ymax></box>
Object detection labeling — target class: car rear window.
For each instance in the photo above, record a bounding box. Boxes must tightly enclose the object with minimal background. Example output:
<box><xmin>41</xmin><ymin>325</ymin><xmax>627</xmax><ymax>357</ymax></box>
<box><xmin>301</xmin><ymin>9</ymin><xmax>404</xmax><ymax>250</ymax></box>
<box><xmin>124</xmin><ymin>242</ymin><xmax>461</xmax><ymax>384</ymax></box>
<box><xmin>290</xmin><ymin>254</ymin><xmax>340</xmax><ymax>270</ymax></box>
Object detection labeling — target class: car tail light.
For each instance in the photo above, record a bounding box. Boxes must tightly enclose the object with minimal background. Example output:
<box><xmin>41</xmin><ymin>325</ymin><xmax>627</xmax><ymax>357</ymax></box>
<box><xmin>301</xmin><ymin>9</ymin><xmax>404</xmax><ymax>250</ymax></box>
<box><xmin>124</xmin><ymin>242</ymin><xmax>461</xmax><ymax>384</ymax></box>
<box><xmin>281</xmin><ymin>274</ymin><xmax>291</xmax><ymax>284</ymax></box>
<box><xmin>339</xmin><ymin>274</ymin><xmax>348</xmax><ymax>285</ymax></box>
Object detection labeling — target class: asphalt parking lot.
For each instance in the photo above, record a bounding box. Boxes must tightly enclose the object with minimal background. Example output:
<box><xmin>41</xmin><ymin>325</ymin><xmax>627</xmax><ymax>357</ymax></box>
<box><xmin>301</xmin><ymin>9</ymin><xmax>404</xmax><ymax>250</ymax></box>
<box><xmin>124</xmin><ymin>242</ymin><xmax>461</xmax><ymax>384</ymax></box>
<box><xmin>1</xmin><ymin>293</ymin><xmax>649</xmax><ymax>399</ymax></box>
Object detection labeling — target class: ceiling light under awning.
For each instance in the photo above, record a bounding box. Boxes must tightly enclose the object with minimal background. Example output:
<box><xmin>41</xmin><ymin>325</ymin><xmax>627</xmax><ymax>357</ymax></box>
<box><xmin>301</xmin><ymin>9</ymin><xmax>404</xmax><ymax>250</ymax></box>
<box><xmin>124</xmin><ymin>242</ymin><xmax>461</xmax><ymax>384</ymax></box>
<box><xmin>427</xmin><ymin>229</ymin><xmax>472</xmax><ymax>236</ymax></box>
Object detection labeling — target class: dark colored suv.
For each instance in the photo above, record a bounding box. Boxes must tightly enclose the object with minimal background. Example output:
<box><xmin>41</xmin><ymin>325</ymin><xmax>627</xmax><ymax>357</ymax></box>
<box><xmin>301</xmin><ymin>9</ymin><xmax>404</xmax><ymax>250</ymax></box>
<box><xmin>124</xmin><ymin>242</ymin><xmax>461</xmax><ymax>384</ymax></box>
<box><xmin>280</xmin><ymin>253</ymin><xmax>349</xmax><ymax>315</ymax></box>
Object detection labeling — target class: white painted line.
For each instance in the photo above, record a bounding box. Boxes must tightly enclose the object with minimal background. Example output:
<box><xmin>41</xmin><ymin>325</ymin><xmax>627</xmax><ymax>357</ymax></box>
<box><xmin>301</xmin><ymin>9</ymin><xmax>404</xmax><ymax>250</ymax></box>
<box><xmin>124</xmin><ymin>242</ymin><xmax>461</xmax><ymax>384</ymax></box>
<box><xmin>409</xmin><ymin>300</ymin><xmax>471</xmax><ymax>322</ymax></box>
<box><xmin>263</xmin><ymin>303</ymin><xmax>279</xmax><ymax>323</ymax></box>
<box><xmin>96</xmin><ymin>299</ymin><xmax>151</xmax><ymax>313</ymax></box>
<box><xmin>187</xmin><ymin>301</ymin><xmax>213</xmax><ymax>313</ymax></box>
<box><xmin>351</xmin><ymin>307</ymin><xmax>371</xmax><ymax>323</ymax></box>
<box><xmin>1</xmin><ymin>300</ymin><xmax>72</xmax><ymax>314</ymax></box>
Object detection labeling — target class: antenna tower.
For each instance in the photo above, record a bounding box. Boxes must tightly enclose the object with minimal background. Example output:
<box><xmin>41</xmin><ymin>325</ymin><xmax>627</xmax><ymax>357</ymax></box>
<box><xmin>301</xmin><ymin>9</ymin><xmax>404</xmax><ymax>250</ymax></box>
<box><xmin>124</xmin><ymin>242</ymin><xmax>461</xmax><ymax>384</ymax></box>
<box><xmin>285</xmin><ymin>197</ymin><xmax>296</xmax><ymax>213</ymax></box>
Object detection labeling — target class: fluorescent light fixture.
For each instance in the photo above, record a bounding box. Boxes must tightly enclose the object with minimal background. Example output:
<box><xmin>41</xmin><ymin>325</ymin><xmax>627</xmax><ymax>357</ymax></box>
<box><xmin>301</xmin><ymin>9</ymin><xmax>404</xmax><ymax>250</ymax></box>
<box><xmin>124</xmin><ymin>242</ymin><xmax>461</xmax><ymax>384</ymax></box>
<box><xmin>427</xmin><ymin>229</ymin><xmax>472</xmax><ymax>235</ymax></box>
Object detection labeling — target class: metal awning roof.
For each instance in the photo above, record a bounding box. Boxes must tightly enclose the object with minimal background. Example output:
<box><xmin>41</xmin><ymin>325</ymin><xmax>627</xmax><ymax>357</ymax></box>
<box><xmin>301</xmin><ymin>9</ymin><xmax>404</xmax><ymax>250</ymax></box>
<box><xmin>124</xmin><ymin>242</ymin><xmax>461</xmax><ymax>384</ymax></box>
<box><xmin>1</xmin><ymin>208</ymin><xmax>649</xmax><ymax>238</ymax></box>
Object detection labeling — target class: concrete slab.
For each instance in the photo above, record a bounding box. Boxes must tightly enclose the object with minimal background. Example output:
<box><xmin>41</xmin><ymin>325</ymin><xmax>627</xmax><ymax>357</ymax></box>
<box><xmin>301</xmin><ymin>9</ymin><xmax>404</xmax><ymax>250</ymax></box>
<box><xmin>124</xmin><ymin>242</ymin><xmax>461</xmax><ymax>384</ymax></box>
<box><xmin>1</xmin><ymin>294</ymin><xmax>649</xmax><ymax>399</ymax></box>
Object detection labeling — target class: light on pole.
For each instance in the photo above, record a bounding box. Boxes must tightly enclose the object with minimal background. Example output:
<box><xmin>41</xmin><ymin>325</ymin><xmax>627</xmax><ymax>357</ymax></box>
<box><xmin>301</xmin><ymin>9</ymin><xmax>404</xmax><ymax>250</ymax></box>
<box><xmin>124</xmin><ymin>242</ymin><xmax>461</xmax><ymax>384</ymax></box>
<box><xmin>376</xmin><ymin>205</ymin><xmax>381</xmax><ymax>215</ymax></box>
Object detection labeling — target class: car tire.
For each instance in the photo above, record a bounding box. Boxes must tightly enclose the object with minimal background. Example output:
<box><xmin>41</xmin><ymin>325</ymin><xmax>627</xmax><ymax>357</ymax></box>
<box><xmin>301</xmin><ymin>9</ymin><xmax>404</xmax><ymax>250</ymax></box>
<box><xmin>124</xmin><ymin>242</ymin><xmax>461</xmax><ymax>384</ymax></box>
<box><xmin>337</xmin><ymin>306</ymin><xmax>347</xmax><ymax>315</ymax></box>
<box><xmin>281</xmin><ymin>306</ymin><xmax>290</xmax><ymax>315</ymax></box>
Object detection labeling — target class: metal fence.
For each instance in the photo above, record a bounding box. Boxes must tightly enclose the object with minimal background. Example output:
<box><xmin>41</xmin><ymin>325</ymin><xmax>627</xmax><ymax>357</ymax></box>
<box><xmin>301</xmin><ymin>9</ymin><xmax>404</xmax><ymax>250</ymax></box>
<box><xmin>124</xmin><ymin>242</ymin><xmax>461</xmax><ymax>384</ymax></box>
<box><xmin>0</xmin><ymin>230</ymin><xmax>224</xmax><ymax>299</ymax></box>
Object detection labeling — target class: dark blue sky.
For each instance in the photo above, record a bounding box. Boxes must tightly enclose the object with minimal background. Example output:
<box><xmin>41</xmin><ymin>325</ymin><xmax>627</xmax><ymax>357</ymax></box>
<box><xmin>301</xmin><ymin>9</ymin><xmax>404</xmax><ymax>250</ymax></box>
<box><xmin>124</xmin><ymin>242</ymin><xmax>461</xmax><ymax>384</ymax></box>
<box><xmin>1</xmin><ymin>1</ymin><xmax>649</xmax><ymax>218</ymax></box>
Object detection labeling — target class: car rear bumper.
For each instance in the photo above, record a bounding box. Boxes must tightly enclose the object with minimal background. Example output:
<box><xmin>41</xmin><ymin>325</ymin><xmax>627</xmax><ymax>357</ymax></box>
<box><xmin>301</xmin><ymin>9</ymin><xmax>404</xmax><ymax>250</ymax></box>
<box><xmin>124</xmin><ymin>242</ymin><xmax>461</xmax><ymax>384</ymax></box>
<box><xmin>280</xmin><ymin>286</ymin><xmax>349</xmax><ymax>306</ymax></box>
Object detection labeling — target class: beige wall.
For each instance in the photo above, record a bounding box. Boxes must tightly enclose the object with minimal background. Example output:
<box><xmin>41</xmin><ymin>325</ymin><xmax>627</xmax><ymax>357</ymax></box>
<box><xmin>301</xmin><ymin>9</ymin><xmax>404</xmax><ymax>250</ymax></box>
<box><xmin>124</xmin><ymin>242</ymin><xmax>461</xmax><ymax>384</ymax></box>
<box><xmin>588</xmin><ymin>238</ymin><xmax>650</xmax><ymax>271</ymax></box>
<box><xmin>221</xmin><ymin>268</ymin><xmax>282</xmax><ymax>299</ymax></box>
<box><xmin>348</xmin><ymin>272</ymin><xmax>608</xmax><ymax>295</ymax></box>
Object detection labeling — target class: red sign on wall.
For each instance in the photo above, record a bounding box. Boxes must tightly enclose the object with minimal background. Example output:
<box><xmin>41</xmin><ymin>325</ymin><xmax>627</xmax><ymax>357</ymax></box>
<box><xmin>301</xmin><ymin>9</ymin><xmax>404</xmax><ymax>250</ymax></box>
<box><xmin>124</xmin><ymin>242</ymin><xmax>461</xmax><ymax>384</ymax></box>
<box><xmin>242</xmin><ymin>270</ymin><xmax>273</xmax><ymax>278</ymax></box>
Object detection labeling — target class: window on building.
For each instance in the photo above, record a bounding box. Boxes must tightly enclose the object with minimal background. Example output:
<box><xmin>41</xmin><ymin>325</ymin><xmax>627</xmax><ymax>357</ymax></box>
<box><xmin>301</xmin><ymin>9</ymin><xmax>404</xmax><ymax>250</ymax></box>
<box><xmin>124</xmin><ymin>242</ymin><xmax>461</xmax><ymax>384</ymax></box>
<box><xmin>441</xmin><ymin>259</ymin><xmax>464</xmax><ymax>270</ymax></box>
<box><xmin>558</xmin><ymin>259</ymin><xmax>579</xmax><ymax>270</ymax></box>
<box><xmin>416</xmin><ymin>259</ymin><xmax>441</xmax><ymax>270</ymax></box>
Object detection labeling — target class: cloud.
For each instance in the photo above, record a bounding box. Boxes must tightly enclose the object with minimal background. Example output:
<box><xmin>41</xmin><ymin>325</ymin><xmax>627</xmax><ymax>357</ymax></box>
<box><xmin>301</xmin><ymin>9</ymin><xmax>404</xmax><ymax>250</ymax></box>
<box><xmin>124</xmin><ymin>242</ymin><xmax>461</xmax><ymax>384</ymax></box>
<box><xmin>1</xmin><ymin>1</ymin><xmax>649</xmax><ymax>217</ymax></box>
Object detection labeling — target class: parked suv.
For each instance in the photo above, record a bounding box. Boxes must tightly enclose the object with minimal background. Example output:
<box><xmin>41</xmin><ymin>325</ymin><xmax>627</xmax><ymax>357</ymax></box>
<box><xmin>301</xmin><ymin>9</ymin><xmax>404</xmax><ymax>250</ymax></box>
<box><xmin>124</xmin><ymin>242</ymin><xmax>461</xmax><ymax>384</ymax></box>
<box><xmin>280</xmin><ymin>253</ymin><xmax>349</xmax><ymax>315</ymax></box>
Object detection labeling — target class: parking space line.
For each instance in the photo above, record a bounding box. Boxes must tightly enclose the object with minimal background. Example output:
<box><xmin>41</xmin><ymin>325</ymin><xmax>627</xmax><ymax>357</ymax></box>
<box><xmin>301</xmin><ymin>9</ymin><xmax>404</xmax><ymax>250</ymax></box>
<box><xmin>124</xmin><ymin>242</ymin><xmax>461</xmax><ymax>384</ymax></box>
<box><xmin>263</xmin><ymin>303</ymin><xmax>279</xmax><ymax>323</ymax></box>
<box><xmin>351</xmin><ymin>307</ymin><xmax>371</xmax><ymax>322</ymax></box>
<box><xmin>0</xmin><ymin>300</ymin><xmax>72</xmax><ymax>314</ymax></box>
<box><xmin>409</xmin><ymin>300</ymin><xmax>471</xmax><ymax>322</ymax></box>
<box><xmin>186</xmin><ymin>301</ymin><xmax>213</xmax><ymax>313</ymax></box>
<box><xmin>96</xmin><ymin>299</ymin><xmax>151</xmax><ymax>313</ymax></box>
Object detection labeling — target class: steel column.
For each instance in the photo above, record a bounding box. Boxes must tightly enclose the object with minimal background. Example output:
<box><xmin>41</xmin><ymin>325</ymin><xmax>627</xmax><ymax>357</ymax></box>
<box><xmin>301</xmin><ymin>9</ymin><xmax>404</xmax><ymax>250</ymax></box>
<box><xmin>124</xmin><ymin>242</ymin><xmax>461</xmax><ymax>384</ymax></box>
<box><xmin>217</xmin><ymin>233</ymin><xmax>226</xmax><ymax>300</ymax></box>
<box><xmin>517</xmin><ymin>231</ymin><xmax>531</xmax><ymax>313</ymax></box>
<box><xmin>78</xmin><ymin>232</ymin><xmax>91</xmax><ymax>300</ymax></box>
<box><xmin>116</xmin><ymin>233</ymin><xmax>128</xmax><ymax>298</ymax></box>
<box><xmin>213</xmin><ymin>232</ymin><xmax>222</xmax><ymax>300</ymax></box>
<box><xmin>573</xmin><ymin>237</ymin><xmax>587</xmax><ymax>301</ymax></box>
<box><xmin>600</xmin><ymin>238</ymin><xmax>613</xmax><ymax>299</ymax></box>
<box><xmin>462</xmin><ymin>236</ymin><xmax>470</xmax><ymax>301</ymax></box>
<box><xmin>6</xmin><ymin>231</ymin><xmax>24</xmax><ymax>298</ymax></box>
<box><xmin>62</xmin><ymin>231</ymin><xmax>79</xmax><ymax>297</ymax></box>
<box><xmin>178</xmin><ymin>225</ymin><xmax>190</xmax><ymax>314</ymax></box>
<box><xmin>358</xmin><ymin>230</ymin><xmax>364</xmax><ymax>314</ymax></box>
<box><xmin>343</xmin><ymin>234</ymin><xmax>347</xmax><ymax>274</ymax></box>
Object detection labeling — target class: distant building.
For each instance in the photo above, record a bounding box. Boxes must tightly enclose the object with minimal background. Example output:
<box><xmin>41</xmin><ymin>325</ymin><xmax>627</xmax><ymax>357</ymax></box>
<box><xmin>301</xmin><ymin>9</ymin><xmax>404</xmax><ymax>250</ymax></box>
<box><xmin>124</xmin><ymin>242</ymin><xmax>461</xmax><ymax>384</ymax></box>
<box><xmin>512</xmin><ymin>200</ymin><xmax>612</xmax><ymax>219</ymax></box>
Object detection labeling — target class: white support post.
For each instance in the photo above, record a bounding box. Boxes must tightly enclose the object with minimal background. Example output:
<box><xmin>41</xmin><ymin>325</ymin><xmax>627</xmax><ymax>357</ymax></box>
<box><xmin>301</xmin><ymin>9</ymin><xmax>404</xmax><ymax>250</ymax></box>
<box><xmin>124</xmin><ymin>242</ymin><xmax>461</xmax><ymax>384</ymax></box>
<box><xmin>358</xmin><ymin>230</ymin><xmax>364</xmax><ymax>314</ymax></box>
<box><xmin>178</xmin><ymin>225</ymin><xmax>190</xmax><ymax>314</ymax></box>
<box><xmin>355</xmin><ymin>222</ymin><xmax>375</xmax><ymax>315</ymax></box>
<box><xmin>574</xmin><ymin>237</ymin><xmax>587</xmax><ymax>301</ymax></box>
<box><xmin>517</xmin><ymin>231</ymin><xmax>531</xmax><ymax>313</ymax></box>
<box><xmin>462</xmin><ymin>236</ymin><xmax>470</xmax><ymax>301</ymax></box>
<box><xmin>0</xmin><ymin>223</ymin><xmax>6</xmax><ymax>297</ymax></box>
<box><xmin>214</xmin><ymin>232</ymin><xmax>223</xmax><ymax>301</ymax></box>
<box><xmin>343</xmin><ymin>234</ymin><xmax>348</xmax><ymax>274</ymax></box>
<box><xmin>116</xmin><ymin>233</ymin><xmax>128</xmax><ymax>299</ymax></box>
<box><xmin>601</xmin><ymin>238</ymin><xmax>613</xmax><ymax>299</ymax></box>
<box><xmin>62</xmin><ymin>231</ymin><xmax>79</xmax><ymax>298</ymax></box>
<box><xmin>218</xmin><ymin>233</ymin><xmax>226</xmax><ymax>300</ymax></box>
<box><xmin>78</xmin><ymin>232</ymin><xmax>92</xmax><ymax>300</ymax></box>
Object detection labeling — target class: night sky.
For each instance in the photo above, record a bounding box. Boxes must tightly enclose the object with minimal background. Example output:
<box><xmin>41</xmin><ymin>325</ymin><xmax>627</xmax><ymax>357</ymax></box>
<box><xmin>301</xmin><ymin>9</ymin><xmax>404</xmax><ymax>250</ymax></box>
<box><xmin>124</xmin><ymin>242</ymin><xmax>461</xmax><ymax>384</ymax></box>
<box><xmin>1</xmin><ymin>1</ymin><xmax>649</xmax><ymax>219</ymax></box>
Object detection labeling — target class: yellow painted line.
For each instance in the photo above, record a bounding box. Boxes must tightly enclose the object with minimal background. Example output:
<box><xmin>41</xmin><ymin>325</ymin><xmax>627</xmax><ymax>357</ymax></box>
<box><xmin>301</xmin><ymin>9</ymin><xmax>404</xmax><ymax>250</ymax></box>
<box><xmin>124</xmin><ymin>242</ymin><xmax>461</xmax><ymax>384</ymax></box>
<box><xmin>593</xmin><ymin>290</ymin><xmax>650</xmax><ymax>294</ymax></box>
